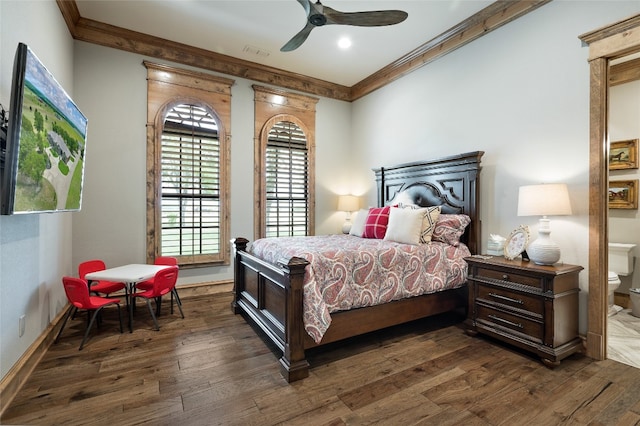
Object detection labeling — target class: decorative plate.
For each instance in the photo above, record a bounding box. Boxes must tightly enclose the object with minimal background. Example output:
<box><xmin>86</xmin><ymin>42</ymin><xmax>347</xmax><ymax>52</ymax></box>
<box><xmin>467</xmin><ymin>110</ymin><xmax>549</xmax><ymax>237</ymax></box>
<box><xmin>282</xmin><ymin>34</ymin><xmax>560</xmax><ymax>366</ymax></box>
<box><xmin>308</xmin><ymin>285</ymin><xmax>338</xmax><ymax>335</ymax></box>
<box><xmin>503</xmin><ymin>225</ymin><xmax>530</xmax><ymax>260</ymax></box>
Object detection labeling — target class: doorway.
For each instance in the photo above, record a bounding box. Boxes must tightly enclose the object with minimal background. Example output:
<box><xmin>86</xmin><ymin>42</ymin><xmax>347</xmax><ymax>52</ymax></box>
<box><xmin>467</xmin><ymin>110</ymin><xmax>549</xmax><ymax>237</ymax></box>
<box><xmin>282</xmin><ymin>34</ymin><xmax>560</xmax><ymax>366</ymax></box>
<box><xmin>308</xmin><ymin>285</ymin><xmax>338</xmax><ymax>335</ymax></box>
<box><xmin>580</xmin><ymin>13</ymin><xmax>640</xmax><ymax>361</ymax></box>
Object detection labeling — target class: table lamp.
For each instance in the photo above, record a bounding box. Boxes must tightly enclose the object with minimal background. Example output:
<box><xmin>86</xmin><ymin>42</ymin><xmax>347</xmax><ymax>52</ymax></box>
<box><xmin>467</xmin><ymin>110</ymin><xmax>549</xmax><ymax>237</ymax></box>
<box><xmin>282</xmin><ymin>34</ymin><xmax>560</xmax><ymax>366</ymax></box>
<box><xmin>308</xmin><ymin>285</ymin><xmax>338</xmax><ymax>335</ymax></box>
<box><xmin>517</xmin><ymin>183</ymin><xmax>572</xmax><ymax>265</ymax></box>
<box><xmin>338</xmin><ymin>195</ymin><xmax>360</xmax><ymax>234</ymax></box>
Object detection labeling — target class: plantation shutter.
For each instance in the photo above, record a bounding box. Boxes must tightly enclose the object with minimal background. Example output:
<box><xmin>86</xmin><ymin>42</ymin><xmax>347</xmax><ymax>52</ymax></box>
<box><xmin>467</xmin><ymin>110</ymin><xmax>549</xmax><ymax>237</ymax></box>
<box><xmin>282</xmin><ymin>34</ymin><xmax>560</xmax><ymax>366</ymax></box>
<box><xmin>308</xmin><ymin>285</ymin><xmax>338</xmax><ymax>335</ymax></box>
<box><xmin>160</xmin><ymin>104</ymin><xmax>221</xmax><ymax>257</ymax></box>
<box><xmin>265</xmin><ymin>121</ymin><xmax>308</xmax><ymax>237</ymax></box>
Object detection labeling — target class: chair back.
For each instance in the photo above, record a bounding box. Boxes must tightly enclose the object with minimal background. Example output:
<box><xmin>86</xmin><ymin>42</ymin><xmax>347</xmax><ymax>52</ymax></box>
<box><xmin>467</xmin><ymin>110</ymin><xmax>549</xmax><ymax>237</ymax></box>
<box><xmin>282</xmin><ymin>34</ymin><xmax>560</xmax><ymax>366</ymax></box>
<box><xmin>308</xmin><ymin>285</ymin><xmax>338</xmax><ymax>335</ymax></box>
<box><xmin>79</xmin><ymin>259</ymin><xmax>107</xmax><ymax>279</ymax></box>
<box><xmin>155</xmin><ymin>256</ymin><xmax>178</xmax><ymax>266</ymax></box>
<box><xmin>150</xmin><ymin>266</ymin><xmax>179</xmax><ymax>298</ymax></box>
<box><xmin>62</xmin><ymin>277</ymin><xmax>93</xmax><ymax>309</ymax></box>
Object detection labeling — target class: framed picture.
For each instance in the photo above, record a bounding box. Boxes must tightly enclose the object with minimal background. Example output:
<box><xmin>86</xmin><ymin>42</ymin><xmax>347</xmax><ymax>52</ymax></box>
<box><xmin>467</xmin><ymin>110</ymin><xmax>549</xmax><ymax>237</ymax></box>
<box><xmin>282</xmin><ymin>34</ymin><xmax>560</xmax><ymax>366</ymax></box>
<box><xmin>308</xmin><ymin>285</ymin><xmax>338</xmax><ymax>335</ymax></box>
<box><xmin>609</xmin><ymin>139</ymin><xmax>639</xmax><ymax>170</ymax></box>
<box><xmin>503</xmin><ymin>225</ymin><xmax>530</xmax><ymax>260</ymax></box>
<box><xmin>609</xmin><ymin>180</ymin><xmax>638</xmax><ymax>209</ymax></box>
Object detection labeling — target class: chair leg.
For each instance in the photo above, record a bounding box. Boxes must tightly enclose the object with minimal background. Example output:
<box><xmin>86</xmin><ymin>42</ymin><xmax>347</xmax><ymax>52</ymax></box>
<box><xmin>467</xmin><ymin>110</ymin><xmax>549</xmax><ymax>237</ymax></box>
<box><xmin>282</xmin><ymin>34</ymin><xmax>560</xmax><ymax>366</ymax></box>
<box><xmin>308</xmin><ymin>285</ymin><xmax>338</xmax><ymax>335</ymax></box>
<box><xmin>145</xmin><ymin>298</ymin><xmax>160</xmax><ymax>331</ymax></box>
<box><xmin>172</xmin><ymin>288</ymin><xmax>182</xmax><ymax>313</ymax></box>
<box><xmin>172</xmin><ymin>288</ymin><xmax>184</xmax><ymax>319</ymax></box>
<box><xmin>54</xmin><ymin>305</ymin><xmax>76</xmax><ymax>344</ymax></box>
<box><xmin>80</xmin><ymin>307</ymin><xmax>105</xmax><ymax>350</ymax></box>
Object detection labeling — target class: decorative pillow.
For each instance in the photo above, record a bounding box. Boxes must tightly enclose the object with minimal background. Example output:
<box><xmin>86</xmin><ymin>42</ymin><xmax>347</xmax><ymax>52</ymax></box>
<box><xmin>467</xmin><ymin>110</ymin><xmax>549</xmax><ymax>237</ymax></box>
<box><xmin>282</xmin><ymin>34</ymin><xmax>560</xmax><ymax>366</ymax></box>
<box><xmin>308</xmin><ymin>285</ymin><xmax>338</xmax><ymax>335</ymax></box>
<box><xmin>383</xmin><ymin>206</ymin><xmax>423</xmax><ymax>245</ymax></box>
<box><xmin>399</xmin><ymin>204</ymin><xmax>441</xmax><ymax>244</ymax></box>
<box><xmin>362</xmin><ymin>206</ymin><xmax>391</xmax><ymax>239</ymax></box>
<box><xmin>349</xmin><ymin>208</ymin><xmax>370</xmax><ymax>237</ymax></box>
<box><xmin>432</xmin><ymin>214</ymin><xmax>471</xmax><ymax>246</ymax></box>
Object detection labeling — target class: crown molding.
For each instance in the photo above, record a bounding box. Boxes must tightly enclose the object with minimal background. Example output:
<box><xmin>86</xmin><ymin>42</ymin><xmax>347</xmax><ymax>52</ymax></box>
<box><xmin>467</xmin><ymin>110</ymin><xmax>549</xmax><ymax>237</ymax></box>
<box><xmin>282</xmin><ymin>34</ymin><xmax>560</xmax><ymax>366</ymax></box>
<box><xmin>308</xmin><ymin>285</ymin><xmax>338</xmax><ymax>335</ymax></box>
<box><xmin>57</xmin><ymin>0</ymin><xmax>549</xmax><ymax>102</ymax></box>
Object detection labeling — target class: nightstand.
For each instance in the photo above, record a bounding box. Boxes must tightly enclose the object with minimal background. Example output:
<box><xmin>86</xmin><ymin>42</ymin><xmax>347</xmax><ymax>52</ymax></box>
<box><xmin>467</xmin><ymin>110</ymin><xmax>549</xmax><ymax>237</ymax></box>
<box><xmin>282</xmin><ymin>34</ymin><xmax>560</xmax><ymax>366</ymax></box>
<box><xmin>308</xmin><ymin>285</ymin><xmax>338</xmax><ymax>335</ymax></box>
<box><xmin>464</xmin><ymin>256</ymin><xmax>583</xmax><ymax>367</ymax></box>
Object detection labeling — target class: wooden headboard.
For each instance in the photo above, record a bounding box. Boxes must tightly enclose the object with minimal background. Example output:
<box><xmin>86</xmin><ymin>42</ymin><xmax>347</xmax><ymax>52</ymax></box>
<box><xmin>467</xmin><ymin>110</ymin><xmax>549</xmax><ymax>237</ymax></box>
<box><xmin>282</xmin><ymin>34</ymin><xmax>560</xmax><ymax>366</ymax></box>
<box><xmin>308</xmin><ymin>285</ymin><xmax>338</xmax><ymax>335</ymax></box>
<box><xmin>373</xmin><ymin>151</ymin><xmax>484</xmax><ymax>254</ymax></box>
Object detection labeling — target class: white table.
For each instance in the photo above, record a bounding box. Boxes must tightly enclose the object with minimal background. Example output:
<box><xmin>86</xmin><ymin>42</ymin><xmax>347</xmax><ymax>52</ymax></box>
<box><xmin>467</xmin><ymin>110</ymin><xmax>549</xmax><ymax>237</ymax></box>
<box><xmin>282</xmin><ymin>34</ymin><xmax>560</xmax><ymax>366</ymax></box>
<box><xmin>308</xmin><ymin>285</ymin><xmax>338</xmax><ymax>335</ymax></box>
<box><xmin>85</xmin><ymin>264</ymin><xmax>172</xmax><ymax>332</ymax></box>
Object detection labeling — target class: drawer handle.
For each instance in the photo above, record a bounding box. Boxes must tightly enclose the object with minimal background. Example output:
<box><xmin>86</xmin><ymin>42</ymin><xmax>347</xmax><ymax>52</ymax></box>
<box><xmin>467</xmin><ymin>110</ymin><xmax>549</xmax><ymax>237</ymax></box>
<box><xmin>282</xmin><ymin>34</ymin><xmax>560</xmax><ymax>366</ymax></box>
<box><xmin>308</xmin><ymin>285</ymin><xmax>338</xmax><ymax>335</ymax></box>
<box><xmin>502</xmin><ymin>274</ymin><xmax>509</xmax><ymax>281</ymax></box>
<box><xmin>488</xmin><ymin>293</ymin><xmax>524</xmax><ymax>305</ymax></box>
<box><xmin>488</xmin><ymin>314</ymin><xmax>523</xmax><ymax>329</ymax></box>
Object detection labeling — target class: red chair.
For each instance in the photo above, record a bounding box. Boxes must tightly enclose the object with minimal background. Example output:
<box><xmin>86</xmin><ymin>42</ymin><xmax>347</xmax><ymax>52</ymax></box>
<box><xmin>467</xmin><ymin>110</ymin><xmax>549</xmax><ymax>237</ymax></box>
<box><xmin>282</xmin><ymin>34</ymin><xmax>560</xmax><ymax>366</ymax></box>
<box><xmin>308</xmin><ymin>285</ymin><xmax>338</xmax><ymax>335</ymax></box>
<box><xmin>79</xmin><ymin>260</ymin><xmax>127</xmax><ymax>298</ymax></box>
<box><xmin>136</xmin><ymin>257</ymin><xmax>181</xmax><ymax>315</ymax></box>
<box><xmin>55</xmin><ymin>277</ymin><xmax>123</xmax><ymax>350</ymax></box>
<box><xmin>130</xmin><ymin>266</ymin><xmax>183</xmax><ymax>330</ymax></box>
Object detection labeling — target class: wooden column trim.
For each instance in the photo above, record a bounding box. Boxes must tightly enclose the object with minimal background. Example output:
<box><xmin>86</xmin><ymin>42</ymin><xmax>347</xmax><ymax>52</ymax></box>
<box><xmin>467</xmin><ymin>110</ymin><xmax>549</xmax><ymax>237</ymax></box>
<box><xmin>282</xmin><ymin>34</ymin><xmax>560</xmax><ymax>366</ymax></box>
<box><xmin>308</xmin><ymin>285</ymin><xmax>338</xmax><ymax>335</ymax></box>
<box><xmin>586</xmin><ymin>57</ymin><xmax>609</xmax><ymax>361</ymax></box>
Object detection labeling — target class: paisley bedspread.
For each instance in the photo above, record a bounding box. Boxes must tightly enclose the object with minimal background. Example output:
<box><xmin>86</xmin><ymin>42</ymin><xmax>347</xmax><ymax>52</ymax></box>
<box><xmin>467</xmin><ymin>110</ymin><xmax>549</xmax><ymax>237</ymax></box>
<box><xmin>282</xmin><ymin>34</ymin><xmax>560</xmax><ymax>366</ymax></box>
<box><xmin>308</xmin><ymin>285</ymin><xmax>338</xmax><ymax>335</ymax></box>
<box><xmin>249</xmin><ymin>234</ymin><xmax>470</xmax><ymax>343</ymax></box>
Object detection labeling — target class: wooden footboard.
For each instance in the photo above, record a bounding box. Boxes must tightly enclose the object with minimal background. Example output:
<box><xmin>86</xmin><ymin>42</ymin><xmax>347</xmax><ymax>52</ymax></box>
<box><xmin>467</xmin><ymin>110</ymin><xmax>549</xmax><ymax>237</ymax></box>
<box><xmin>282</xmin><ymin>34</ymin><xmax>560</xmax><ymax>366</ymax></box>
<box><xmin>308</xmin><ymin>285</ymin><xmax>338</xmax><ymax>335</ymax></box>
<box><xmin>231</xmin><ymin>237</ymin><xmax>312</xmax><ymax>382</ymax></box>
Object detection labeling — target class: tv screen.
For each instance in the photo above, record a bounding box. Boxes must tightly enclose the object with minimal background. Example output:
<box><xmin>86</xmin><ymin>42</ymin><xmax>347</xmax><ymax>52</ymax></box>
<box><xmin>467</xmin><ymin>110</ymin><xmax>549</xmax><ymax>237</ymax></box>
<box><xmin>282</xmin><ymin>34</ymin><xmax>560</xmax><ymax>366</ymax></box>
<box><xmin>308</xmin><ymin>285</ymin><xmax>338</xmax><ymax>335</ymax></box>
<box><xmin>1</xmin><ymin>43</ymin><xmax>88</xmax><ymax>215</ymax></box>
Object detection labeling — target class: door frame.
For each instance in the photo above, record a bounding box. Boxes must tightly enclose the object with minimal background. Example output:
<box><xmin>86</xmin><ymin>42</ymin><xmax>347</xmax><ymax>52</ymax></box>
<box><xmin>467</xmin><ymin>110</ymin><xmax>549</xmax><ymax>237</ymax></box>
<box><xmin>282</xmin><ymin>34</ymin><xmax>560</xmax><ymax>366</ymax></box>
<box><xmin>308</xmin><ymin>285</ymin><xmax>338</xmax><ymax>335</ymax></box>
<box><xmin>580</xmin><ymin>13</ymin><xmax>640</xmax><ymax>361</ymax></box>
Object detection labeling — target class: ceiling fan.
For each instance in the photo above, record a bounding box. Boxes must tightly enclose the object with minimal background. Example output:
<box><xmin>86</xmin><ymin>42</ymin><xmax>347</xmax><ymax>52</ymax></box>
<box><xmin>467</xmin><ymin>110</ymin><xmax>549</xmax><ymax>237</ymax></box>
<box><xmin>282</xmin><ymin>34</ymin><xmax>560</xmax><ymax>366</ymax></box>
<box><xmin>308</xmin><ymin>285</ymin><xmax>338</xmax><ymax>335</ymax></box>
<box><xmin>281</xmin><ymin>0</ymin><xmax>408</xmax><ymax>52</ymax></box>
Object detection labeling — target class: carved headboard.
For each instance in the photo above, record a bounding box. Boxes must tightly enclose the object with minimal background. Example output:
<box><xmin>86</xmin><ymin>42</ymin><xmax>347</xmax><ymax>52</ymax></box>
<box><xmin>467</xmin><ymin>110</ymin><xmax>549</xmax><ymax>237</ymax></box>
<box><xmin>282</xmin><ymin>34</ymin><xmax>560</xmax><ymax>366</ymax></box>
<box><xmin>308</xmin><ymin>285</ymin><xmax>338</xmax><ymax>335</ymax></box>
<box><xmin>373</xmin><ymin>151</ymin><xmax>484</xmax><ymax>254</ymax></box>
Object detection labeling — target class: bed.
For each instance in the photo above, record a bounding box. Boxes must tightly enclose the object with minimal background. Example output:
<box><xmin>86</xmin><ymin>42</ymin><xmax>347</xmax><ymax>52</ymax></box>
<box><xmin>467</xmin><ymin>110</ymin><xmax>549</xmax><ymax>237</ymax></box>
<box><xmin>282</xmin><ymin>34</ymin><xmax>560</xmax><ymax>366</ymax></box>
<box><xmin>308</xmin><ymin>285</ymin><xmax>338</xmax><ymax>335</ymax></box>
<box><xmin>231</xmin><ymin>151</ymin><xmax>484</xmax><ymax>382</ymax></box>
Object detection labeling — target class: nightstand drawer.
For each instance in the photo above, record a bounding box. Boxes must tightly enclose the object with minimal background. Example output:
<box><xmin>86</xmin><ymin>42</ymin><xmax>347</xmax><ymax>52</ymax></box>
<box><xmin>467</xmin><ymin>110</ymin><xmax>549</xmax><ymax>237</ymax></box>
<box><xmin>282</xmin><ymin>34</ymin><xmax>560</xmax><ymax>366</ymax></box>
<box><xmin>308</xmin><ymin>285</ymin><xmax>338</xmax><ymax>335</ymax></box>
<box><xmin>477</xmin><ymin>305</ymin><xmax>543</xmax><ymax>342</ymax></box>
<box><xmin>475</xmin><ymin>267</ymin><xmax>542</xmax><ymax>289</ymax></box>
<box><xmin>477</xmin><ymin>284</ymin><xmax>544</xmax><ymax>315</ymax></box>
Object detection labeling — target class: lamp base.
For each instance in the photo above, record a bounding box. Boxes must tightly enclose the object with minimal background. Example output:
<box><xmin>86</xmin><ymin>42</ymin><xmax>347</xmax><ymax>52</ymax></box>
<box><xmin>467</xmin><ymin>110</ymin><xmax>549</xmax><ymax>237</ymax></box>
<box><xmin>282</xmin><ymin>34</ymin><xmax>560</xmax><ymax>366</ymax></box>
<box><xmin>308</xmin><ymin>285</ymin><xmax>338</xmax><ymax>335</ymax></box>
<box><xmin>528</xmin><ymin>218</ymin><xmax>560</xmax><ymax>265</ymax></box>
<box><xmin>342</xmin><ymin>220</ymin><xmax>351</xmax><ymax>234</ymax></box>
<box><xmin>528</xmin><ymin>239</ymin><xmax>560</xmax><ymax>265</ymax></box>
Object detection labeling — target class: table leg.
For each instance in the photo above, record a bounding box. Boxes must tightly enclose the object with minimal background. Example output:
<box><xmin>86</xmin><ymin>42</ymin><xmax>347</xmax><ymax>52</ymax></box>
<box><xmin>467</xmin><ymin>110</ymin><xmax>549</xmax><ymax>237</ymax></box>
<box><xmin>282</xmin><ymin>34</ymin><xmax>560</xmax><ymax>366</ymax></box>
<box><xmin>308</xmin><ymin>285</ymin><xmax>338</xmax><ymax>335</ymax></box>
<box><xmin>128</xmin><ymin>283</ymin><xmax>134</xmax><ymax>333</ymax></box>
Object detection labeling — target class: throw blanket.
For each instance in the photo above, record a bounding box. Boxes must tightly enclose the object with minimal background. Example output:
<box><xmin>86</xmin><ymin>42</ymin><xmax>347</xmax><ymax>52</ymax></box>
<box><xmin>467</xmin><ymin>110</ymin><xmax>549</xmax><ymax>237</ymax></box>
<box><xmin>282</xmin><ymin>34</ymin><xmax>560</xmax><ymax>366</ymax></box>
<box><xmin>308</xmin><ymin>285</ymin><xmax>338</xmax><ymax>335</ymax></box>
<box><xmin>249</xmin><ymin>234</ymin><xmax>470</xmax><ymax>343</ymax></box>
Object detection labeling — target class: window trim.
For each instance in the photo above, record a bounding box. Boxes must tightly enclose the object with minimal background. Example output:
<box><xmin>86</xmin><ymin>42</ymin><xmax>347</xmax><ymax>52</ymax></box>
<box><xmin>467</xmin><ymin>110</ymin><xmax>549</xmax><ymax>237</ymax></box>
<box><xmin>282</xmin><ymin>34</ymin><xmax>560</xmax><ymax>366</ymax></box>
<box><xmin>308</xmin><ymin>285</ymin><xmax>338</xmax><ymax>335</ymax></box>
<box><xmin>145</xmin><ymin>61</ymin><xmax>234</xmax><ymax>266</ymax></box>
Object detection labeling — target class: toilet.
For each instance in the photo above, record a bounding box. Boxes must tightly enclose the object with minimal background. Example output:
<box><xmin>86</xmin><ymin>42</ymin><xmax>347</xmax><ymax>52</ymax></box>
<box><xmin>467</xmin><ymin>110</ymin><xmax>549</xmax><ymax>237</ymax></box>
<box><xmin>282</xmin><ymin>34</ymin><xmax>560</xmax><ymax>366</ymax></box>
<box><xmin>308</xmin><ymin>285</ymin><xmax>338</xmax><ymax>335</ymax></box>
<box><xmin>608</xmin><ymin>242</ymin><xmax>636</xmax><ymax>316</ymax></box>
<box><xmin>608</xmin><ymin>271</ymin><xmax>623</xmax><ymax>316</ymax></box>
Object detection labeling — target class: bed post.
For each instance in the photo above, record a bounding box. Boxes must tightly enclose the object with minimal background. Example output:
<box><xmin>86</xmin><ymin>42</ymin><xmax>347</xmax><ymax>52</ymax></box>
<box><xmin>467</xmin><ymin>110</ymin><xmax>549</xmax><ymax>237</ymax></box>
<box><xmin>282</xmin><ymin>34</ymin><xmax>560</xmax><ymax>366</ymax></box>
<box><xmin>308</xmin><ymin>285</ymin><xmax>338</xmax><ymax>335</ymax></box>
<box><xmin>231</xmin><ymin>237</ymin><xmax>249</xmax><ymax>314</ymax></box>
<box><xmin>279</xmin><ymin>256</ymin><xmax>311</xmax><ymax>382</ymax></box>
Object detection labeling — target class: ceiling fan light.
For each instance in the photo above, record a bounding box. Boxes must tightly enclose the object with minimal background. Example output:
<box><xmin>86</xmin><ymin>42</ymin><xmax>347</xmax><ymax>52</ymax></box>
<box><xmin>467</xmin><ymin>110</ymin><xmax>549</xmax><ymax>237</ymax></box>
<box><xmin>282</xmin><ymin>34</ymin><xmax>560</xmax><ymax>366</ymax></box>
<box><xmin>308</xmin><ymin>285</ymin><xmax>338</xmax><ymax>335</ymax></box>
<box><xmin>338</xmin><ymin>37</ymin><xmax>352</xmax><ymax>49</ymax></box>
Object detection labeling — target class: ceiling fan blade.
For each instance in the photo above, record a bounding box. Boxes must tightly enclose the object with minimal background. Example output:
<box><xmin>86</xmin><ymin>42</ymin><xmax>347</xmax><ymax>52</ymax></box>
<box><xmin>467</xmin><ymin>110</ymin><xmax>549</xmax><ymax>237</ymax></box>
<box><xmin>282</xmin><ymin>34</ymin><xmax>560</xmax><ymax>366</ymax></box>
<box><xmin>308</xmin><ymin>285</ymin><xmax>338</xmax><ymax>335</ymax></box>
<box><xmin>324</xmin><ymin>8</ymin><xmax>408</xmax><ymax>27</ymax></box>
<box><xmin>281</xmin><ymin>22</ymin><xmax>315</xmax><ymax>52</ymax></box>
<box><xmin>281</xmin><ymin>1</ymin><xmax>408</xmax><ymax>52</ymax></box>
<box><xmin>295</xmin><ymin>0</ymin><xmax>311</xmax><ymax>16</ymax></box>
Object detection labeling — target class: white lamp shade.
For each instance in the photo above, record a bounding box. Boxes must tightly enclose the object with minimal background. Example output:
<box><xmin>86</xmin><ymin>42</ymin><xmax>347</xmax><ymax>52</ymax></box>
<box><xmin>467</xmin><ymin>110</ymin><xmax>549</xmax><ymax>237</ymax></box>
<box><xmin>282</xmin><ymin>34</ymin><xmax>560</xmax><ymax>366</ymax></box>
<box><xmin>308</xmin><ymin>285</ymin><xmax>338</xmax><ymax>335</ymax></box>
<box><xmin>338</xmin><ymin>195</ymin><xmax>359</xmax><ymax>212</ymax></box>
<box><xmin>517</xmin><ymin>183</ymin><xmax>571</xmax><ymax>265</ymax></box>
<box><xmin>517</xmin><ymin>183</ymin><xmax>572</xmax><ymax>217</ymax></box>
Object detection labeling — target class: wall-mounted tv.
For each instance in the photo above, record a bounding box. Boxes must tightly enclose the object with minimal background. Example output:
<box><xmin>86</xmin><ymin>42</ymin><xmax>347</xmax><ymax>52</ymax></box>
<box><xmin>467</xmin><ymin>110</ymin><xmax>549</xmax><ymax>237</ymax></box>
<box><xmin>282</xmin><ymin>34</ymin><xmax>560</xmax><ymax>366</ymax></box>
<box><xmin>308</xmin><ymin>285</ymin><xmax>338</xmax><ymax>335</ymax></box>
<box><xmin>1</xmin><ymin>42</ymin><xmax>88</xmax><ymax>215</ymax></box>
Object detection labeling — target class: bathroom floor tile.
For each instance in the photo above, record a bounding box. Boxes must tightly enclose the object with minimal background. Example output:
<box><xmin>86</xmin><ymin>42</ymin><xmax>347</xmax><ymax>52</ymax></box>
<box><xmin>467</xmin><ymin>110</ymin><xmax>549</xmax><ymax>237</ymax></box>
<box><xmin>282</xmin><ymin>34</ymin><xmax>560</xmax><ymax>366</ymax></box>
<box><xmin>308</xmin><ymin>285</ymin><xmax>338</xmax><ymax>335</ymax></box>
<box><xmin>608</xmin><ymin>308</ymin><xmax>640</xmax><ymax>369</ymax></box>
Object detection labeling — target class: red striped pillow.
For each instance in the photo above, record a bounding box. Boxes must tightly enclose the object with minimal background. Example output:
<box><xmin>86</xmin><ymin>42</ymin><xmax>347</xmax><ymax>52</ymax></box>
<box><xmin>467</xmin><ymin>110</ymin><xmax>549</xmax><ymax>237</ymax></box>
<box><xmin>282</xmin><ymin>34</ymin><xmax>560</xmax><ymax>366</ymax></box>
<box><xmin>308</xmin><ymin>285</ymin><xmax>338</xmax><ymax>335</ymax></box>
<box><xmin>362</xmin><ymin>206</ymin><xmax>391</xmax><ymax>239</ymax></box>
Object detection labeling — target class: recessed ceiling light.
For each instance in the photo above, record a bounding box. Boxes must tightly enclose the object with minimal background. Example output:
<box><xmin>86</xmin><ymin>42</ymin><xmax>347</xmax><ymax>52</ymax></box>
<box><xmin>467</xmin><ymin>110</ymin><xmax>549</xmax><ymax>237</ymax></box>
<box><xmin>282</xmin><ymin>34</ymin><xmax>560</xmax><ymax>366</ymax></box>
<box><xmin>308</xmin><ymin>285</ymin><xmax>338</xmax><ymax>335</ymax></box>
<box><xmin>337</xmin><ymin>37</ymin><xmax>352</xmax><ymax>49</ymax></box>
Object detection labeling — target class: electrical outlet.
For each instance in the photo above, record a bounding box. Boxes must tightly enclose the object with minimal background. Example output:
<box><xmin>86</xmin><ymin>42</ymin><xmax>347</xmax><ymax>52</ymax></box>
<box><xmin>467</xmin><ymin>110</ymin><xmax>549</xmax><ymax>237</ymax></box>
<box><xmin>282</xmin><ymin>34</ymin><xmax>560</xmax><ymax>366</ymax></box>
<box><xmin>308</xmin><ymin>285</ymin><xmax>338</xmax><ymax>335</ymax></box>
<box><xmin>19</xmin><ymin>315</ymin><xmax>25</xmax><ymax>337</ymax></box>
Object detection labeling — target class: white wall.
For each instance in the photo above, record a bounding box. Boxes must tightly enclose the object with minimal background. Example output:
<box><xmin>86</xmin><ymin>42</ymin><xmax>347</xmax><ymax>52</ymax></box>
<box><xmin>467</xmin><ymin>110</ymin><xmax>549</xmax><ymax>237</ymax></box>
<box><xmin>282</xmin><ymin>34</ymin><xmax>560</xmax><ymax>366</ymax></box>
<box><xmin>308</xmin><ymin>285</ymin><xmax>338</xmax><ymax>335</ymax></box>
<box><xmin>0</xmin><ymin>0</ymin><xmax>75</xmax><ymax>379</ymax></box>
<box><xmin>350</xmin><ymin>2</ymin><xmax>640</xmax><ymax>334</ymax></box>
<box><xmin>609</xmin><ymin>78</ymin><xmax>640</xmax><ymax>293</ymax></box>
<box><xmin>71</xmin><ymin>43</ymin><xmax>353</xmax><ymax>285</ymax></box>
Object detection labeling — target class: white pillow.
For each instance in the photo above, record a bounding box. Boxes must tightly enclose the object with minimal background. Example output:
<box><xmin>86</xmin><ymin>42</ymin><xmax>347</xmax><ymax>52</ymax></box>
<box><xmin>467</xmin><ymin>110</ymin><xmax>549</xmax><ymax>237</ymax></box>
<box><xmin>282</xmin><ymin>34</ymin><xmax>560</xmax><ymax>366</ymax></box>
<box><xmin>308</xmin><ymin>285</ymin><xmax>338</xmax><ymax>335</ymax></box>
<box><xmin>399</xmin><ymin>204</ymin><xmax>441</xmax><ymax>244</ymax></box>
<box><xmin>383</xmin><ymin>206</ymin><xmax>423</xmax><ymax>245</ymax></box>
<box><xmin>349</xmin><ymin>209</ymin><xmax>369</xmax><ymax>237</ymax></box>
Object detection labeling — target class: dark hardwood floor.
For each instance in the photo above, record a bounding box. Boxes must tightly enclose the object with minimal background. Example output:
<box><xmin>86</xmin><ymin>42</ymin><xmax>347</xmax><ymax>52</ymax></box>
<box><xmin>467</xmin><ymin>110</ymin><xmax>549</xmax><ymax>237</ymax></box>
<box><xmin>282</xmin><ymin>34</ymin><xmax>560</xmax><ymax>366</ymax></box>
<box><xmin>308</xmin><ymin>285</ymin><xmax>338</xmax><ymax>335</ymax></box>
<box><xmin>3</xmin><ymin>292</ymin><xmax>640</xmax><ymax>425</ymax></box>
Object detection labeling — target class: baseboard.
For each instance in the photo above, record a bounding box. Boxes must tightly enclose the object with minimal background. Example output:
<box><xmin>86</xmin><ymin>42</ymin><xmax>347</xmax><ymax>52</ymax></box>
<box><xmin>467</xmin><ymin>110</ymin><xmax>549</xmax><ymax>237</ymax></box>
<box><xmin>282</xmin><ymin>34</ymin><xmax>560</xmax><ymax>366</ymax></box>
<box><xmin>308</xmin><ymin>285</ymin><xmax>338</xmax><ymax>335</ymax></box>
<box><xmin>0</xmin><ymin>280</ymin><xmax>232</xmax><ymax>417</ymax></box>
<box><xmin>176</xmin><ymin>280</ymin><xmax>233</xmax><ymax>298</ymax></box>
<box><xmin>0</xmin><ymin>306</ymin><xmax>66</xmax><ymax>418</ymax></box>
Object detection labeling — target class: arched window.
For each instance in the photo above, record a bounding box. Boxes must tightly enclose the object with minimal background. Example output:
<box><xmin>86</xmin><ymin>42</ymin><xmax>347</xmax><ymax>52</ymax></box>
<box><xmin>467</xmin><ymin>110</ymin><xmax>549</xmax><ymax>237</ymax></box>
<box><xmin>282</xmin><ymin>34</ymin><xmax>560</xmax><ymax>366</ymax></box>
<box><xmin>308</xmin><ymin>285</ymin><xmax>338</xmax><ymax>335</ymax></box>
<box><xmin>160</xmin><ymin>104</ymin><xmax>221</xmax><ymax>257</ymax></box>
<box><xmin>265</xmin><ymin>120</ymin><xmax>308</xmax><ymax>237</ymax></box>
<box><xmin>253</xmin><ymin>85</ymin><xmax>318</xmax><ymax>239</ymax></box>
<box><xmin>146</xmin><ymin>62</ymin><xmax>233</xmax><ymax>266</ymax></box>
